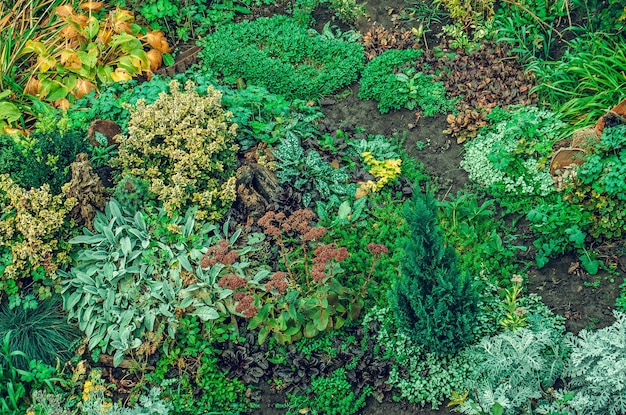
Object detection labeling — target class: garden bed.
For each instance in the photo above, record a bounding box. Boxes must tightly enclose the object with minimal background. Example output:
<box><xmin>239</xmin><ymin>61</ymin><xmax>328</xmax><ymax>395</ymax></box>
<box><xmin>1</xmin><ymin>0</ymin><xmax>625</xmax><ymax>414</ymax></box>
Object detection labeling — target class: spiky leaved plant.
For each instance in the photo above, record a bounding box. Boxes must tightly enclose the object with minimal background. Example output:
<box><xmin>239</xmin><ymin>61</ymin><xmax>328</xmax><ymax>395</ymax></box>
<box><xmin>389</xmin><ymin>190</ymin><xmax>481</xmax><ymax>355</ymax></box>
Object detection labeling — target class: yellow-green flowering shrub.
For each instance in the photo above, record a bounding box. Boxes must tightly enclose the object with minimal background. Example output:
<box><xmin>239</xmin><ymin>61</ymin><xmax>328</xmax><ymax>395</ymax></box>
<box><xmin>114</xmin><ymin>80</ymin><xmax>239</xmax><ymax>220</ymax></box>
<box><xmin>0</xmin><ymin>175</ymin><xmax>76</xmax><ymax>299</ymax></box>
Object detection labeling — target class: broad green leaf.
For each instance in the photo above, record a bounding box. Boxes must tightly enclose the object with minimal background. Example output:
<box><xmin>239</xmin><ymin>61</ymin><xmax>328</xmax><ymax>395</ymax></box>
<box><xmin>192</xmin><ymin>306</ymin><xmax>219</xmax><ymax>321</ymax></box>
<box><xmin>120</xmin><ymin>236</ymin><xmax>131</xmax><ymax>256</ymax></box>
<box><xmin>86</xmin><ymin>16</ymin><xmax>100</xmax><ymax>40</ymax></box>
<box><xmin>337</xmin><ymin>200</ymin><xmax>351</xmax><ymax>220</ymax></box>
<box><xmin>113</xmin><ymin>349</ymin><xmax>125</xmax><ymax>367</ymax></box>
<box><xmin>0</xmin><ymin>102</ymin><xmax>21</xmax><ymax>122</ymax></box>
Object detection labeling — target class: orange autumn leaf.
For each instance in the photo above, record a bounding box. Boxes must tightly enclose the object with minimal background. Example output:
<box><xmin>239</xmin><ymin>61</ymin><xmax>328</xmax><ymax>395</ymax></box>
<box><xmin>145</xmin><ymin>30</ymin><xmax>171</xmax><ymax>53</ymax></box>
<box><xmin>79</xmin><ymin>2</ymin><xmax>104</xmax><ymax>12</ymax></box>
<box><xmin>53</xmin><ymin>98</ymin><xmax>71</xmax><ymax>111</ymax></box>
<box><xmin>55</xmin><ymin>4</ymin><xmax>74</xmax><ymax>18</ymax></box>
<box><xmin>74</xmin><ymin>79</ymin><xmax>96</xmax><ymax>99</ymax></box>
<box><xmin>146</xmin><ymin>49</ymin><xmax>162</xmax><ymax>72</ymax></box>
<box><xmin>23</xmin><ymin>78</ymin><xmax>41</xmax><ymax>96</ymax></box>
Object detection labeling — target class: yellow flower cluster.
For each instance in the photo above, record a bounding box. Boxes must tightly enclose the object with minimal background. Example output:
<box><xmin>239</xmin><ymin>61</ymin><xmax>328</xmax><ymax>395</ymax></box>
<box><xmin>0</xmin><ymin>175</ymin><xmax>76</xmax><ymax>296</ymax></box>
<box><xmin>115</xmin><ymin>80</ymin><xmax>239</xmax><ymax>221</ymax></box>
<box><xmin>82</xmin><ymin>380</ymin><xmax>112</xmax><ymax>412</ymax></box>
<box><xmin>358</xmin><ymin>152</ymin><xmax>402</xmax><ymax>195</ymax></box>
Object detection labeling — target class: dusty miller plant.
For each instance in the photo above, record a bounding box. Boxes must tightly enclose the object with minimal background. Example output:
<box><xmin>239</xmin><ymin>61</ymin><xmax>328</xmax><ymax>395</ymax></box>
<box><xmin>455</xmin><ymin>314</ymin><xmax>569</xmax><ymax>415</ymax></box>
<box><xmin>561</xmin><ymin>311</ymin><xmax>626</xmax><ymax>415</ymax></box>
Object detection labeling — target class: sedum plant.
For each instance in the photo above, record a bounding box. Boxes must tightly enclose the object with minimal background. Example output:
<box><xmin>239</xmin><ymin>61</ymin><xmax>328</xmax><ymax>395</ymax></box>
<box><xmin>114</xmin><ymin>80</ymin><xmax>239</xmax><ymax>221</ymax></box>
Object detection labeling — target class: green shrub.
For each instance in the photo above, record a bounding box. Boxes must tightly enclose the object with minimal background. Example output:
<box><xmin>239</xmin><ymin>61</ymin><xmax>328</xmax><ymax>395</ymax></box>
<box><xmin>198</xmin><ymin>15</ymin><xmax>365</xmax><ymax>101</ymax></box>
<box><xmin>114</xmin><ymin>79</ymin><xmax>239</xmax><ymax>221</ymax></box>
<box><xmin>460</xmin><ymin>106</ymin><xmax>564</xmax><ymax>205</ymax></box>
<box><xmin>0</xmin><ymin>175</ymin><xmax>75</xmax><ymax>300</ymax></box>
<box><xmin>0</xmin><ymin>129</ymin><xmax>89</xmax><ymax>194</ymax></box>
<box><xmin>359</xmin><ymin>49</ymin><xmax>448</xmax><ymax>114</ymax></box>
<box><xmin>0</xmin><ymin>297</ymin><xmax>79</xmax><ymax>370</ymax></box>
<box><xmin>388</xmin><ymin>190</ymin><xmax>481</xmax><ymax>355</ymax></box>
<box><xmin>565</xmin><ymin>125</ymin><xmax>626</xmax><ymax>239</ymax></box>
<box><xmin>563</xmin><ymin>311</ymin><xmax>626</xmax><ymax>415</ymax></box>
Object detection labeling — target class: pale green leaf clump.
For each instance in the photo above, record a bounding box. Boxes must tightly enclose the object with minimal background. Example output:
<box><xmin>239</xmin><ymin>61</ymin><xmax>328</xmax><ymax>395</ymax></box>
<box><xmin>60</xmin><ymin>199</ymin><xmax>265</xmax><ymax>366</ymax></box>
<box><xmin>461</xmin><ymin>106</ymin><xmax>564</xmax><ymax>198</ymax></box>
<box><xmin>564</xmin><ymin>311</ymin><xmax>626</xmax><ymax>415</ymax></box>
<box><xmin>115</xmin><ymin>80</ymin><xmax>239</xmax><ymax>221</ymax></box>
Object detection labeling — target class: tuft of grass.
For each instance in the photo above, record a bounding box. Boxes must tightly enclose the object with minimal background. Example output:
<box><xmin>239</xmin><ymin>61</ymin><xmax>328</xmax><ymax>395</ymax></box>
<box><xmin>0</xmin><ymin>296</ymin><xmax>79</xmax><ymax>370</ymax></box>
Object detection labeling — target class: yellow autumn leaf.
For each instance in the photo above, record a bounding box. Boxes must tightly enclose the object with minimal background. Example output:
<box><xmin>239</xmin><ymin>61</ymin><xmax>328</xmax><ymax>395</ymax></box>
<box><xmin>60</xmin><ymin>50</ymin><xmax>82</xmax><ymax>70</ymax></box>
<box><xmin>37</xmin><ymin>55</ymin><xmax>57</xmax><ymax>72</ymax></box>
<box><xmin>110</xmin><ymin>67</ymin><xmax>132</xmax><ymax>82</ymax></box>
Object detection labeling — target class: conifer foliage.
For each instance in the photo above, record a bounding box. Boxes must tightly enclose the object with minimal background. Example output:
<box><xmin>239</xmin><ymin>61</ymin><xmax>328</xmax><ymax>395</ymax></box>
<box><xmin>389</xmin><ymin>190</ymin><xmax>481</xmax><ymax>355</ymax></box>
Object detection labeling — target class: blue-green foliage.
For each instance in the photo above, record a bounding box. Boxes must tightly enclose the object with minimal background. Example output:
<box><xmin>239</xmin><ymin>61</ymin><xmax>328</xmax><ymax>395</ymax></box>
<box><xmin>389</xmin><ymin>190</ymin><xmax>481</xmax><ymax>355</ymax></box>
<box><xmin>564</xmin><ymin>311</ymin><xmax>626</xmax><ymax>415</ymax></box>
<box><xmin>198</xmin><ymin>15</ymin><xmax>365</xmax><ymax>101</ymax></box>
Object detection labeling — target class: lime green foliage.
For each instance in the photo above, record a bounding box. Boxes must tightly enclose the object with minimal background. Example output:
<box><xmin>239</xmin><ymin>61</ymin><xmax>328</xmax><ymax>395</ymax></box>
<box><xmin>565</xmin><ymin>125</ymin><xmax>626</xmax><ymax>239</ymax></box>
<box><xmin>0</xmin><ymin>332</ymin><xmax>59</xmax><ymax>415</ymax></box>
<box><xmin>563</xmin><ymin>311</ymin><xmax>626</xmax><ymax>415</ymax></box>
<box><xmin>147</xmin><ymin>316</ymin><xmax>252</xmax><ymax>414</ymax></box>
<box><xmin>364</xmin><ymin>307</ymin><xmax>473</xmax><ymax>409</ymax></box>
<box><xmin>274</xmin><ymin>131</ymin><xmax>356</xmax><ymax>207</ymax></box>
<box><xmin>198</xmin><ymin>15</ymin><xmax>365</xmax><ymax>101</ymax></box>
<box><xmin>437</xmin><ymin>191</ymin><xmax>523</xmax><ymax>286</ymax></box>
<box><xmin>359</xmin><ymin>49</ymin><xmax>423</xmax><ymax>113</ymax></box>
<box><xmin>527</xmin><ymin>194</ymin><xmax>599</xmax><ymax>273</ymax></box>
<box><xmin>457</xmin><ymin>313</ymin><xmax>568</xmax><ymax>415</ymax></box>
<box><xmin>0</xmin><ymin>297</ymin><xmax>79</xmax><ymax>370</ymax></box>
<box><xmin>0</xmin><ymin>175</ymin><xmax>75</xmax><ymax>300</ymax></box>
<box><xmin>389</xmin><ymin>190</ymin><xmax>481</xmax><ymax>355</ymax></box>
<box><xmin>114</xmin><ymin>80</ymin><xmax>239</xmax><ymax>220</ymax></box>
<box><xmin>461</xmin><ymin>106</ymin><xmax>564</xmax><ymax>203</ymax></box>
<box><xmin>281</xmin><ymin>368</ymin><xmax>370</xmax><ymax>415</ymax></box>
<box><xmin>529</xmin><ymin>34</ymin><xmax>626</xmax><ymax>128</ymax></box>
